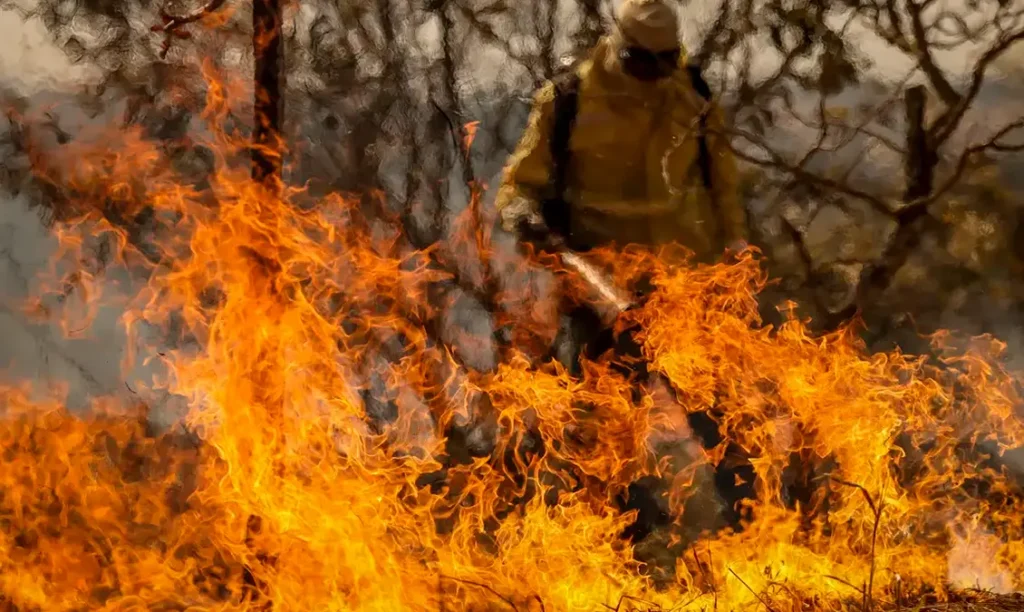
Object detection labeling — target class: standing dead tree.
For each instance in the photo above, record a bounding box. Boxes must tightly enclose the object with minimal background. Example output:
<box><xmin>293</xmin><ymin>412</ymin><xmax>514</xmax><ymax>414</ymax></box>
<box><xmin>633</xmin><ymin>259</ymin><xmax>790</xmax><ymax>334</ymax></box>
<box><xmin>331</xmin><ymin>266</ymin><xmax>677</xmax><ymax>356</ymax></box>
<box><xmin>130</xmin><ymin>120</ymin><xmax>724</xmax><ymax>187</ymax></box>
<box><xmin>252</xmin><ymin>0</ymin><xmax>284</xmax><ymax>187</ymax></box>
<box><xmin>689</xmin><ymin>0</ymin><xmax>1024</xmax><ymax>332</ymax></box>
<box><xmin>845</xmin><ymin>0</ymin><xmax>1024</xmax><ymax>328</ymax></box>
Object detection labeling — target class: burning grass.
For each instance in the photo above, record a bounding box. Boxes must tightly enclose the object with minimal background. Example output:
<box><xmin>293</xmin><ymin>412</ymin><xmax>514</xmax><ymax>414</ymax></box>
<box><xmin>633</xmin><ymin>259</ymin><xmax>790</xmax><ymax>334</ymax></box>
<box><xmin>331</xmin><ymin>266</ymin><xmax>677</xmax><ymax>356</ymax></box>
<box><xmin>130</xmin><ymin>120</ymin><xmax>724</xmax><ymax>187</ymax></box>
<box><xmin>0</xmin><ymin>66</ymin><xmax>1022</xmax><ymax>611</ymax></box>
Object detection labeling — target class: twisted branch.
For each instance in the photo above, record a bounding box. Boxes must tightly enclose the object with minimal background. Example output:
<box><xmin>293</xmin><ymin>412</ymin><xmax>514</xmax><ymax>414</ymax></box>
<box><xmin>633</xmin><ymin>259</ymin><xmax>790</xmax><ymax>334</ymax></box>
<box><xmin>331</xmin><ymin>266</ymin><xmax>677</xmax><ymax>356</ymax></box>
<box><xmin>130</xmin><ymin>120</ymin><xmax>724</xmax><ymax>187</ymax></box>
<box><xmin>151</xmin><ymin>0</ymin><xmax>229</xmax><ymax>58</ymax></box>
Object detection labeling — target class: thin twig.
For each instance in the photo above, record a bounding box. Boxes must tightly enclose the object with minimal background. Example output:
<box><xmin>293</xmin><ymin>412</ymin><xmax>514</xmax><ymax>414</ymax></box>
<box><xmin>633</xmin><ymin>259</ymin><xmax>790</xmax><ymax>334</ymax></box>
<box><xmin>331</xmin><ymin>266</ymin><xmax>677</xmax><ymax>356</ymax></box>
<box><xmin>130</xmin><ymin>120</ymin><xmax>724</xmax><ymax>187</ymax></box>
<box><xmin>930</xmin><ymin>29</ymin><xmax>1024</xmax><ymax>146</ymax></box>
<box><xmin>784</xmin><ymin>66</ymin><xmax>916</xmax><ymax>157</ymax></box>
<box><xmin>825</xmin><ymin>476</ymin><xmax>884</xmax><ymax>611</ymax></box>
<box><xmin>604</xmin><ymin>594</ymin><xmax>662</xmax><ymax>611</ymax></box>
<box><xmin>727</xmin><ymin>568</ymin><xmax>777</xmax><ymax>612</ymax></box>
<box><xmin>710</xmin><ymin>543</ymin><xmax>718</xmax><ymax>611</ymax></box>
<box><xmin>728</xmin><ymin>107</ymin><xmax>1023</xmax><ymax>231</ymax></box>
<box><xmin>824</xmin><ymin>574</ymin><xmax>865</xmax><ymax>596</ymax></box>
<box><xmin>452</xmin><ymin>0</ymin><xmax>532</xmax><ymax>69</ymax></box>
<box><xmin>724</xmin><ymin>126</ymin><xmax>893</xmax><ymax>215</ymax></box>
<box><xmin>439</xmin><ymin>575</ymin><xmax>521</xmax><ymax>610</ymax></box>
<box><xmin>150</xmin><ymin>0</ymin><xmax>229</xmax><ymax>59</ymax></box>
<box><xmin>693</xmin><ymin>0</ymin><xmax>732</xmax><ymax>68</ymax></box>
<box><xmin>705</xmin><ymin>542</ymin><xmax>719</xmax><ymax>611</ymax></box>
<box><xmin>667</xmin><ymin>593</ymin><xmax>702</xmax><ymax>612</ymax></box>
<box><xmin>909</xmin><ymin>116</ymin><xmax>1024</xmax><ymax>220</ymax></box>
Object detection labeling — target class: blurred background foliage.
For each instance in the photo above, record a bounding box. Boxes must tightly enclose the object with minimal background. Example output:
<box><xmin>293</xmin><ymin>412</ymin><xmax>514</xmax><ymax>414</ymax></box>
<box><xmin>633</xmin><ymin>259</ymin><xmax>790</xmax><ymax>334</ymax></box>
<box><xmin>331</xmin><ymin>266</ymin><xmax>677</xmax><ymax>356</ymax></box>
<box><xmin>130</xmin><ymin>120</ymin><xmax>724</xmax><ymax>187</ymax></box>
<box><xmin>0</xmin><ymin>0</ymin><xmax>1022</xmax><ymax>360</ymax></box>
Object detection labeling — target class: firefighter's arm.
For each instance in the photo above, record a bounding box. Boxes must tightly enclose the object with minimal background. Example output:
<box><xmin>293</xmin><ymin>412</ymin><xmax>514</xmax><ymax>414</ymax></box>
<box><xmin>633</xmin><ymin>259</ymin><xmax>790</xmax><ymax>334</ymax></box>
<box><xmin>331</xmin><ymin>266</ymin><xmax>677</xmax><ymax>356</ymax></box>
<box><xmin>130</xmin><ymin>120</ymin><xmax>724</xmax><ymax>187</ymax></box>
<box><xmin>705</xmin><ymin>100</ymin><xmax>749</xmax><ymax>245</ymax></box>
<box><xmin>495</xmin><ymin>82</ymin><xmax>557</xmax><ymax>235</ymax></box>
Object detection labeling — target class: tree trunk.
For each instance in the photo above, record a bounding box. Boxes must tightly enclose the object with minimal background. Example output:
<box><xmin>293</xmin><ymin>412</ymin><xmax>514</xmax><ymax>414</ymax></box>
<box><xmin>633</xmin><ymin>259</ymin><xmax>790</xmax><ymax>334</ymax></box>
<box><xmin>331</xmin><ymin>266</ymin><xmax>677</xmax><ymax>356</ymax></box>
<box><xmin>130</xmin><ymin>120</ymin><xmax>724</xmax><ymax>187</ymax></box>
<box><xmin>252</xmin><ymin>0</ymin><xmax>283</xmax><ymax>187</ymax></box>
<box><xmin>903</xmin><ymin>86</ymin><xmax>935</xmax><ymax>201</ymax></box>
<box><xmin>245</xmin><ymin>2</ymin><xmax>283</xmax><ymax>600</ymax></box>
<box><xmin>831</xmin><ymin>86</ymin><xmax>940</xmax><ymax>331</ymax></box>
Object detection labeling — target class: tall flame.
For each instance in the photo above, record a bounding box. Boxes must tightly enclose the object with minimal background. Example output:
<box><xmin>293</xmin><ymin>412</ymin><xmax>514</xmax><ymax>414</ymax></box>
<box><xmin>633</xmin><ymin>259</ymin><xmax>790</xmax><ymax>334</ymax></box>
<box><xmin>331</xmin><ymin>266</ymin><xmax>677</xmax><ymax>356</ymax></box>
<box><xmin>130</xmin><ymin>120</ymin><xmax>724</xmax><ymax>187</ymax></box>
<box><xmin>2</xmin><ymin>66</ymin><xmax>1022</xmax><ymax>611</ymax></box>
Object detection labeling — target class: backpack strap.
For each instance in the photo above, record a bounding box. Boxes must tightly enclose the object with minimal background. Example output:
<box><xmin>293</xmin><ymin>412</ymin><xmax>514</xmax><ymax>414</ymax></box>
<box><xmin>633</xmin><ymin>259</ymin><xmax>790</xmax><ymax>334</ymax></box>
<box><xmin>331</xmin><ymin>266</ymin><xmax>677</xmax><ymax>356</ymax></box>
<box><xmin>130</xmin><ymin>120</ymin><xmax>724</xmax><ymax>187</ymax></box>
<box><xmin>544</xmin><ymin>68</ymin><xmax>582</xmax><ymax>240</ymax></box>
<box><xmin>686</xmin><ymin>63</ymin><xmax>714</xmax><ymax>192</ymax></box>
<box><xmin>550</xmin><ymin>69</ymin><xmax>582</xmax><ymax>201</ymax></box>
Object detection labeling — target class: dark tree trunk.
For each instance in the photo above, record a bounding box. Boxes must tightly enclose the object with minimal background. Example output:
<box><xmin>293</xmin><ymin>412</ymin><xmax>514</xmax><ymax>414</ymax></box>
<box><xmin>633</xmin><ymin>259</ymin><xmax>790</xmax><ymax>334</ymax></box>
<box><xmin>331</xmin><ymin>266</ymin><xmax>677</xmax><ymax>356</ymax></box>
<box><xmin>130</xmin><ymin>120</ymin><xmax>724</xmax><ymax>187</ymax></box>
<box><xmin>245</xmin><ymin>1</ymin><xmax>284</xmax><ymax>598</ymax></box>
<box><xmin>903</xmin><ymin>86</ymin><xmax>936</xmax><ymax>202</ymax></box>
<box><xmin>832</xmin><ymin>86</ymin><xmax>942</xmax><ymax>331</ymax></box>
<box><xmin>252</xmin><ymin>0</ymin><xmax>284</xmax><ymax>187</ymax></box>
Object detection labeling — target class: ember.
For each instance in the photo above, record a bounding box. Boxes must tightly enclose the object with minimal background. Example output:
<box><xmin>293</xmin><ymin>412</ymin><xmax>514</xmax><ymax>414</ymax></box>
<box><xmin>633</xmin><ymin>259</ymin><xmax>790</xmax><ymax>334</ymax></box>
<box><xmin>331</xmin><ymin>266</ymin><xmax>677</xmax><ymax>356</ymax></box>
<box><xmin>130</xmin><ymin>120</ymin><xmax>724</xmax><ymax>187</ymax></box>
<box><xmin>2</xmin><ymin>62</ymin><xmax>1023</xmax><ymax>612</ymax></box>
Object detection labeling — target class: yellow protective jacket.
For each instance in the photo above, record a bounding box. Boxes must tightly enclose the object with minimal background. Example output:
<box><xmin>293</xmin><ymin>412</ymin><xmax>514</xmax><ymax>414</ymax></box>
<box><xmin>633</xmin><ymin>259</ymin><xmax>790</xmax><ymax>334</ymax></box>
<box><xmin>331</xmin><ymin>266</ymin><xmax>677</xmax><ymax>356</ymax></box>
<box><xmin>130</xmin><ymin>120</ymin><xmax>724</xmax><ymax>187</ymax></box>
<box><xmin>495</xmin><ymin>37</ymin><xmax>747</xmax><ymax>261</ymax></box>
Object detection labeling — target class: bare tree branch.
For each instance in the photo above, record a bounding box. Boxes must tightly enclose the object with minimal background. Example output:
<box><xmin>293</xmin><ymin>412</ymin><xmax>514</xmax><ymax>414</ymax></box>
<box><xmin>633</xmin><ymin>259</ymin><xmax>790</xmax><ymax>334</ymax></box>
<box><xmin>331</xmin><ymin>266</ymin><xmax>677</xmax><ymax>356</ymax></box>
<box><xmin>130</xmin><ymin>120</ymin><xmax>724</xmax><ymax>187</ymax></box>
<box><xmin>150</xmin><ymin>0</ymin><xmax>229</xmax><ymax>59</ymax></box>
<box><xmin>693</xmin><ymin>0</ymin><xmax>732</xmax><ymax>68</ymax></box>
<box><xmin>724</xmin><ymin>125</ymin><xmax>896</xmax><ymax>216</ymax></box>
<box><xmin>453</xmin><ymin>0</ymin><xmax>532</xmax><ymax>73</ymax></box>
<box><xmin>931</xmin><ymin>28</ymin><xmax>1024</xmax><ymax>145</ymax></box>
<box><xmin>921</xmin><ymin>117</ymin><xmax>1024</xmax><ymax>210</ymax></box>
<box><xmin>906</xmin><ymin>0</ymin><xmax>961</xmax><ymax>106</ymax></box>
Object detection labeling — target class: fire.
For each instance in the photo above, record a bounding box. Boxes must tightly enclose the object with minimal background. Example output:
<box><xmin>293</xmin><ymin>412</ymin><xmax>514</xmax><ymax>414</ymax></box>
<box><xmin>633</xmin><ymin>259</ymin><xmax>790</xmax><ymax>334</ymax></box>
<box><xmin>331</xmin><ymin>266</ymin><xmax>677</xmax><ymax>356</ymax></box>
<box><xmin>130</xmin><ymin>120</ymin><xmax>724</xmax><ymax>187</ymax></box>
<box><xmin>2</xmin><ymin>66</ymin><xmax>1022</xmax><ymax>611</ymax></box>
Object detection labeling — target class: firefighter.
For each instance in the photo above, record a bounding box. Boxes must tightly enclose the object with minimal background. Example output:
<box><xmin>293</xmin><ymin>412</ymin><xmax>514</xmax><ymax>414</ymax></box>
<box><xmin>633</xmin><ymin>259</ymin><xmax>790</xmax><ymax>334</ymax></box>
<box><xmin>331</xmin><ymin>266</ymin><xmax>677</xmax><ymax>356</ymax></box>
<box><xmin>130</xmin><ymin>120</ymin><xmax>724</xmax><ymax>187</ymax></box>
<box><xmin>494</xmin><ymin>0</ymin><xmax>753</xmax><ymax>552</ymax></box>
<box><xmin>496</xmin><ymin>0</ymin><xmax>748</xmax><ymax>375</ymax></box>
<box><xmin>496</xmin><ymin>0</ymin><xmax>747</xmax><ymax>261</ymax></box>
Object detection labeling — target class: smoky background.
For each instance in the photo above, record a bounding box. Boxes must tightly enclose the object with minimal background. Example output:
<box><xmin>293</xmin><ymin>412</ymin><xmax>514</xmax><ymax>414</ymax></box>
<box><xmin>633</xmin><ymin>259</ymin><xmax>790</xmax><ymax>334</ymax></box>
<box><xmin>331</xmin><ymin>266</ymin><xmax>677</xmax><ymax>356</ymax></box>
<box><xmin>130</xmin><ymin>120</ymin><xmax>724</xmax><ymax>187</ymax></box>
<box><xmin>0</xmin><ymin>0</ymin><xmax>1022</xmax><ymax>490</ymax></box>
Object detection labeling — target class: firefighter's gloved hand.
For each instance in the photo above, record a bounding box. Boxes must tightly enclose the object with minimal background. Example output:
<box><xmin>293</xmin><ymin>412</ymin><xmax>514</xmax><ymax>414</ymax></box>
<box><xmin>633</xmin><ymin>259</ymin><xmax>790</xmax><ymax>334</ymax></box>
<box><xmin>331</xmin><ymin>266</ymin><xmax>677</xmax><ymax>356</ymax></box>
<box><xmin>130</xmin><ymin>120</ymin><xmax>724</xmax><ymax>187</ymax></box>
<box><xmin>501</xmin><ymin>196</ymin><xmax>560</xmax><ymax>251</ymax></box>
<box><xmin>516</xmin><ymin>213</ymin><xmax>552</xmax><ymax>248</ymax></box>
<box><xmin>726</xmin><ymin>239</ymin><xmax>748</xmax><ymax>253</ymax></box>
<box><xmin>500</xmin><ymin>196</ymin><xmax>541</xmax><ymax>233</ymax></box>
<box><xmin>723</xmin><ymin>239</ymin><xmax>748</xmax><ymax>263</ymax></box>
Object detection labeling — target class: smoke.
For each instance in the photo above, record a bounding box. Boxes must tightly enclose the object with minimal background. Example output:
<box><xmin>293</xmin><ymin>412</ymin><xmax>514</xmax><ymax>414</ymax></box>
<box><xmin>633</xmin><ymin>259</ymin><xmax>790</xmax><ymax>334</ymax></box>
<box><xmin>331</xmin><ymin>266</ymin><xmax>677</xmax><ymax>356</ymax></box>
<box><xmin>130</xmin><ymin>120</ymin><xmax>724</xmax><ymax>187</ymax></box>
<box><xmin>0</xmin><ymin>195</ymin><xmax>118</xmax><ymax>401</ymax></box>
<box><xmin>0</xmin><ymin>191</ymin><xmax>188</xmax><ymax>426</ymax></box>
<box><xmin>947</xmin><ymin>525</ymin><xmax>1016</xmax><ymax>594</ymax></box>
<box><xmin>0</xmin><ymin>11</ymin><xmax>95</xmax><ymax>93</ymax></box>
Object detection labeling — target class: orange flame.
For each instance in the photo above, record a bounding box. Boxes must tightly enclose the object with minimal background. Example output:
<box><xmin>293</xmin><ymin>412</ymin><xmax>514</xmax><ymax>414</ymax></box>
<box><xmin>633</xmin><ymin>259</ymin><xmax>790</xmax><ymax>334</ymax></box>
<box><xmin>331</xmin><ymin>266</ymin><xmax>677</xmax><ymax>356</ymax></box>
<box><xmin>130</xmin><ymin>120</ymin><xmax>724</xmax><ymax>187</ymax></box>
<box><xmin>463</xmin><ymin>121</ymin><xmax>481</xmax><ymax>155</ymax></box>
<box><xmin>1</xmin><ymin>66</ymin><xmax>1022</xmax><ymax>611</ymax></box>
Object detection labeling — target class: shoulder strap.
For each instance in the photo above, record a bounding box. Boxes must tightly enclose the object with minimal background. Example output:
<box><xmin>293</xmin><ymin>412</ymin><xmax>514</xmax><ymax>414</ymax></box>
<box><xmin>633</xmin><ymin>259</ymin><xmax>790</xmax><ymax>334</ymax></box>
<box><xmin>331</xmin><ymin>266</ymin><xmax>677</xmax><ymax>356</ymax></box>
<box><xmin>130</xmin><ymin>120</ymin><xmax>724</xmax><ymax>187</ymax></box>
<box><xmin>686</xmin><ymin>63</ymin><xmax>714</xmax><ymax>191</ymax></box>
<box><xmin>550</xmin><ymin>68</ymin><xmax>582</xmax><ymax>205</ymax></box>
<box><xmin>543</xmin><ymin>67</ymin><xmax>582</xmax><ymax>239</ymax></box>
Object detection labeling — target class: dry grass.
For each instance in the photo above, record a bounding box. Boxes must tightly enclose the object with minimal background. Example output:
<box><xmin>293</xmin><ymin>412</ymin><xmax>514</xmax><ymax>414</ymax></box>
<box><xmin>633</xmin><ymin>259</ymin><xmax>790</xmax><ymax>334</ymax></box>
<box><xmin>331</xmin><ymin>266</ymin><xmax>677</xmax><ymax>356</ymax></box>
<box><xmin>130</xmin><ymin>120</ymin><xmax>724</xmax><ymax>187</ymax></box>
<box><xmin>901</xmin><ymin>591</ymin><xmax>1024</xmax><ymax>612</ymax></box>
